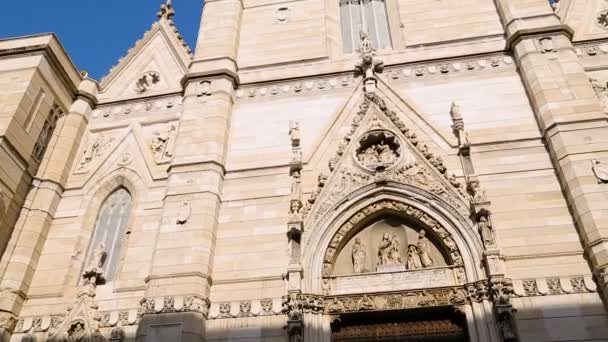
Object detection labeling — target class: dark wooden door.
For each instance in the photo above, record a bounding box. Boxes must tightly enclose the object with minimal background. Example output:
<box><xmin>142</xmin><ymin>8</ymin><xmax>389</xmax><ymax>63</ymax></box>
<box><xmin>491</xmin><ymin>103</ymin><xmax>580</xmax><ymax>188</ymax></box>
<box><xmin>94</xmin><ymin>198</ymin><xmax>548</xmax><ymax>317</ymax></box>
<box><xmin>331</xmin><ymin>308</ymin><xmax>468</xmax><ymax>342</ymax></box>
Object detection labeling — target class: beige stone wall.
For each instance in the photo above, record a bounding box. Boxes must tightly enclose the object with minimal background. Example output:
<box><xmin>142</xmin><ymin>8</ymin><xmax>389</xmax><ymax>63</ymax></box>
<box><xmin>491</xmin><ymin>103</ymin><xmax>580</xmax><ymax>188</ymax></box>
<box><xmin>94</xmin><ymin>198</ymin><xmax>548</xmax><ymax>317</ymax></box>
<box><xmin>2</xmin><ymin>1</ymin><xmax>608</xmax><ymax>342</ymax></box>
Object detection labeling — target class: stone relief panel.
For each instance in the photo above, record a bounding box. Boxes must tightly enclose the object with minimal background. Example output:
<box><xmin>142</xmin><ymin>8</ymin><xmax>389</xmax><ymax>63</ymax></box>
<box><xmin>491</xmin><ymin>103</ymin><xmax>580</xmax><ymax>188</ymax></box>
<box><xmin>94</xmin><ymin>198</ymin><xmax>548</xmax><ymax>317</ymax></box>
<box><xmin>355</xmin><ymin>130</ymin><xmax>406</xmax><ymax>172</ymax></box>
<box><xmin>134</xmin><ymin>71</ymin><xmax>161</xmax><ymax>94</ymax></box>
<box><xmin>149</xmin><ymin>122</ymin><xmax>177</xmax><ymax>164</ymax></box>
<box><xmin>75</xmin><ymin>133</ymin><xmax>116</xmax><ymax>174</ymax></box>
<box><xmin>333</xmin><ymin>217</ymin><xmax>448</xmax><ymax>276</ymax></box>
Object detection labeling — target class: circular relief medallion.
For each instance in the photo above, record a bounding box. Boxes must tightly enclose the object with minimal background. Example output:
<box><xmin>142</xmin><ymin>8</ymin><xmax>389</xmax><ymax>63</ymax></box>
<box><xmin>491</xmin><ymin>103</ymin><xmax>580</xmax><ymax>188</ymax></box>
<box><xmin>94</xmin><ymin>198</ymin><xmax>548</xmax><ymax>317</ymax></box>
<box><xmin>355</xmin><ymin>130</ymin><xmax>402</xmax><ymax>172</ymax></box>
<box><xmin>597</xmin><ymin>10</ymin><xmax>608</xmax><ymax>30</ymax></box>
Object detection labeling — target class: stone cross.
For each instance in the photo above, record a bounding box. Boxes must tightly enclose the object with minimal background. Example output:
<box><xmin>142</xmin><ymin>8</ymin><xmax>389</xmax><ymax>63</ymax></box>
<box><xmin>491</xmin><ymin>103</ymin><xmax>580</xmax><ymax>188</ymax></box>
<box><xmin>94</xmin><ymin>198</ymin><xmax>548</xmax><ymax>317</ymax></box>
<box><xmin>157</xmin><ymin>0</ymin><xmax>175</xmax><ymax>20</ymax></box>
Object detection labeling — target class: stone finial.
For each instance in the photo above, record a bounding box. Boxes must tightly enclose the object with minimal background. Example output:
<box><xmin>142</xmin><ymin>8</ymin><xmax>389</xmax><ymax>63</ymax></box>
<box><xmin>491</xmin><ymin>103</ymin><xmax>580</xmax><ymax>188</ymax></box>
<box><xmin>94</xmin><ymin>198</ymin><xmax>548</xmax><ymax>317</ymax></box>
<box><xmin>157</xmin><ymin>0</ymin><xmax>175</xmax><ymax>20</ymax></box>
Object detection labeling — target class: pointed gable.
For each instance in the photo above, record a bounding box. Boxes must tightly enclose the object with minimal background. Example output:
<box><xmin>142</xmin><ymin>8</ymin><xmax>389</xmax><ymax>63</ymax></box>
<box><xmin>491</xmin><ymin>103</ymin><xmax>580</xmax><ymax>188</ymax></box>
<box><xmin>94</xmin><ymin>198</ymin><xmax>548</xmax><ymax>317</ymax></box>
<box><xmin>303</xmin><ymin>81</ymin><xmax>470</xmax><ymax>227</ymax></box>
<box><xmin>98</xmin><ymin>9</ymin><xmax>192</xmax><ymax>102</ymax></box>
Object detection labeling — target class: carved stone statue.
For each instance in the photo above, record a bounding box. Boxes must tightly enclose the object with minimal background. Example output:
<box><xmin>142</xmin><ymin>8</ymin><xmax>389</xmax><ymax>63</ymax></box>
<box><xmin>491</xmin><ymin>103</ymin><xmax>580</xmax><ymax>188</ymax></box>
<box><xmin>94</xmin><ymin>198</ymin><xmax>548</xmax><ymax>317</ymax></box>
<box><xmin>354</xmin><ymin>31</ymin><xmax>384</xmax><ymax>93</ymax></box>
<box><xmin>389</xmin><ymin>234</ymin><xmax>402</xmax><ymax>264</ymax></box>
<box><xmin>479</xmin><ymin>215</ymin><xmax>496</xmax><ymax>248</ymax></box>
<box><xmin>467</xmin><ymin>177</ymin><xmax>487</xmax><ymax>203</ymax></box>
<box><xmin>151</xmin><ymin>123</ymin><xmax>176</xmax><ymax>163</ymax></box>
<box><xmin>357</xmin><ymin>140</ymin><xmax>399</xmax><ymax>170</ymax></box>
<box><xmin>352</xmin><ymin>238</ymin><xmax>367</xmax><ymax>274</ymax></box>
<box><xmin>417</xmin><ymin>230</ymin><xmax>434</xmax><ymax>268</ymax></box>
<box><xmin>289</xmin><ymin>121</ymin><xmax>301</xmax><ymax>147</ymax></box>
<box><xmin>90</xmin><ymin>243</ymin><xmax>106</xmax><ymax>270</ymax></box>
<box><xmin>406</xmin><ymin>244</ymin><xmax>422</xmax><ymax>270</ymax></box>
<box><xmin>450</xmin><ymin>102</ymin><xmax>470</xmax><ymax>149</ymax></box>
<box><xmin>377</xmin><ymin>233</ymin><xmax>392</xmax><ymax>266</ymax></box>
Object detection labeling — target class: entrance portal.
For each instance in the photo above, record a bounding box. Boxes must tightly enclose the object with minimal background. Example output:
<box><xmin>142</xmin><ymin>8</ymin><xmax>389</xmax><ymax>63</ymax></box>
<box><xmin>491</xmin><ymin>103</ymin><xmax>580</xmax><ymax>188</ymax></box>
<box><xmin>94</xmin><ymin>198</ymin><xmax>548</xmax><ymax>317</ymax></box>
<box><xmin>331</xmin><ymin>307</ymin><xmax>468</xmax><ymax>342</ymax></box>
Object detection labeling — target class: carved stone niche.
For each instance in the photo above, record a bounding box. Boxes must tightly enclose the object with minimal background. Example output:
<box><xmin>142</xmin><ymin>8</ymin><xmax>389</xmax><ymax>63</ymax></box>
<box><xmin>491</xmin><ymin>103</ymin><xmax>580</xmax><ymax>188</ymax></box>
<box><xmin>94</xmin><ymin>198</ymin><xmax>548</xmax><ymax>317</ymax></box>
<box><xmin>355</xmin><ymin>130</ymin><xmax>402</xmax><ymax>172</ymax></box>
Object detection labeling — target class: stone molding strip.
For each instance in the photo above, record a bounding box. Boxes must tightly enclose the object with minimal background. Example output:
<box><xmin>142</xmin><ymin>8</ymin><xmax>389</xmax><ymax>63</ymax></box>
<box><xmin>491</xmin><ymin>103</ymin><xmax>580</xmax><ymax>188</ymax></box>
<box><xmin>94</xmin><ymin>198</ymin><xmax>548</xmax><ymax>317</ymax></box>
<box><xmin>235</xmin><ymin>54</ymin><xmax>515</xmax><ymax>101</ymax></box>
<box><xmin>513</xmin><ymin>275</ymin><xmax>598</xmax><ymax>297</ymax></box>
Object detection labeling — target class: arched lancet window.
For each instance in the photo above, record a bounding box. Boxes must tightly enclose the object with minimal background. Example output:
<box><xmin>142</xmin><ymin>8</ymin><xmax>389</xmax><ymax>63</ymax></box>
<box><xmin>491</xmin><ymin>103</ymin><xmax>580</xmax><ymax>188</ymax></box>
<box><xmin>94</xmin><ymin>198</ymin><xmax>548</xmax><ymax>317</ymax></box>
<box><xmin>84</xmin><ymin>188</ymin><xmax>132</xmax><ymax>281</ymax></box>
<box><xmin>340</xmin><ymin>0</ymin><xmax>392</xmax><ymax>53</ymax></box>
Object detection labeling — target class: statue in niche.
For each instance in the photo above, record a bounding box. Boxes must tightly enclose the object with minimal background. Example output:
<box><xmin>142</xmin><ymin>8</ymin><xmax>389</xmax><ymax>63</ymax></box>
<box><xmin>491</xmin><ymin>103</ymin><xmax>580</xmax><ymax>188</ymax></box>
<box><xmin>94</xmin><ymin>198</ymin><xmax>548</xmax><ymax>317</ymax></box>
<box><xmin>67</xmin><ymin>321</ymin><xmax>87</xmax><ymax>342</ymax></box>
<box><xmin>479</xmin><ymin>215</ymin><xmax>496</xmax><ymax>248</ymax></box>
<box><xmin>352</xmin><ymin>238</ymin><xmax>368</xmax><ymax>274</ymax></box>
<box><xmin>406</xmin><ymin>244</ymin><xmax>422</xmax><ymax>270</ymax></box>
<box><xmin>389</xmin><ymin>234</ymin><xmax>402</xmax><ymax>264</ymax></box>
<box><xmin>151</xmin><ymin>123</ymin><xmax>176</xmax><ymax>163</ymax></box>
<box><xmin>377</xmin><ymin>233</ymin><xmax>392</xmax><ymax>266</ymax></box>
<box><xmin>77</xmin><ymin>134</ymin><xmax>114</xmax><ymax>172</ymax></box>
<box><xmin>358</xmin><ymin>141</ymin><xmax>399</xmax><ymax>170</ymax></box>
<box><xmin>417</xmin><ymin>230</ymin><xmax>434</xmax><ymax>268</ymax></box>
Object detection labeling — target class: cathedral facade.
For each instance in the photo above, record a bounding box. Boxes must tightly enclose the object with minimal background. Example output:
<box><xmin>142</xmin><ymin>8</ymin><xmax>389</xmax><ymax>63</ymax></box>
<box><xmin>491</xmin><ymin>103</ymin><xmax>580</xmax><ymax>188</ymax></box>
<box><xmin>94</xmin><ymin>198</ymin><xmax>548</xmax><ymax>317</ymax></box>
<box><xmin>1</xmin><ymin>0</ymin><xmax>608</xmax><ymax>341</ymax></box>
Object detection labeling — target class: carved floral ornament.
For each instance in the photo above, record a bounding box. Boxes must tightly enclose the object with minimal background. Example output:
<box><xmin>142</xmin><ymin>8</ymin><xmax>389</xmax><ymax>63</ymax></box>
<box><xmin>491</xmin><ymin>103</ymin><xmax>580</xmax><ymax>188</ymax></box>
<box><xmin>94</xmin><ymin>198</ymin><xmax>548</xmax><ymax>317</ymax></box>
<box><xmin>322</xmin><ymin>199</ymin><xmax>464</xmax><ymax>278</ymax></box>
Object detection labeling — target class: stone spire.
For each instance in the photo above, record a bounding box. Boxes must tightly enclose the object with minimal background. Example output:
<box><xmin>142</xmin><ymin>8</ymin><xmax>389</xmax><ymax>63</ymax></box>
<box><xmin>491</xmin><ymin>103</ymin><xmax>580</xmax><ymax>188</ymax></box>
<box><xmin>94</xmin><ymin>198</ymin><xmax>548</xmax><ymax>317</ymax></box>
<box><xmin>157</xmin><ymin>0</ymin><xmax>175</xmax><ymax>20</ymax></box>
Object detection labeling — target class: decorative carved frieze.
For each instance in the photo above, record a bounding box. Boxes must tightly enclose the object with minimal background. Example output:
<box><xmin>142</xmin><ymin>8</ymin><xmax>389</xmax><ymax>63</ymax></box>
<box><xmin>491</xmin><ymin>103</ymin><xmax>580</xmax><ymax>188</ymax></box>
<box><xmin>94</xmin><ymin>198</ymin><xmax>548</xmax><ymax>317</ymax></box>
<box><xmin>138</xmin><ymin>296</ymin><xmax>210</xmax><ymax>318</ymax></box>
<box><xmin>574</xmin><ymin>41</ymin><xmax>608</xmax><ymax>57</ymax></box>
<box><xmin>323</xmin><ymin>286</ymin><xmax>468</xmax><ymax>315</ymax></box>
<box><xmin>0</xmin><ymin>313</ymin><xmax>17</xmax><ymax>333</ymax></box>
<box><xmin>236</xmin><ymin>55</ymin><xmax>515</xmax><ymax>101</ymax></box>
<box><xmin>208</xmin><ymin>299</ymin><xmax>283</xmax><ymax>319</ymax></box>
<box><xmin>91</xmin><ymin>97</ymin><xmax>183</xmax><ymax>121</ymax></box>
<box><xmin>512</xmin><ymin>275</ymin><xmax>598</xmax><ymax>297</ymax></box>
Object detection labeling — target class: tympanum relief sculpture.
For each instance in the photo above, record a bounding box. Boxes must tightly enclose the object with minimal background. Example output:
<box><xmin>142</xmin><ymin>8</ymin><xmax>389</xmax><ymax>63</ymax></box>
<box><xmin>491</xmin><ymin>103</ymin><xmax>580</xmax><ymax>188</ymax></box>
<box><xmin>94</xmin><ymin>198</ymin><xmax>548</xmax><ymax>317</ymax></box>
<box><xmin>150</xmin><ymin>123</ymin><xmax>177</xmax><ymax>163</ymax></box>
<box><xmin>335</xmin><ymin>217</ymin><xmax>448</xmax><ymax>276</ymax></box>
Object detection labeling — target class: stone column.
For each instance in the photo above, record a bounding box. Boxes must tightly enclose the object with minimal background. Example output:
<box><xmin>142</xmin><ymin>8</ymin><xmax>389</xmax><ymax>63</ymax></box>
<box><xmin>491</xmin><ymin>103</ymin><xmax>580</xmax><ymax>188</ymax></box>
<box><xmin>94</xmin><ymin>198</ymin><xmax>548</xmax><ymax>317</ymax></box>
<box><xmin>494</xmin><ymin>0</ymin><xmax>608</xmax><ymax>305</ymax></box>
<box><xmin>137</xmin><ymin>1</ymin><xmax>242</xmax><ymax>341</ymax></box>
<box><xmin>0</xmin><ymin>78</ymin><xmax>97</xmax><ymax>342</ymax></box>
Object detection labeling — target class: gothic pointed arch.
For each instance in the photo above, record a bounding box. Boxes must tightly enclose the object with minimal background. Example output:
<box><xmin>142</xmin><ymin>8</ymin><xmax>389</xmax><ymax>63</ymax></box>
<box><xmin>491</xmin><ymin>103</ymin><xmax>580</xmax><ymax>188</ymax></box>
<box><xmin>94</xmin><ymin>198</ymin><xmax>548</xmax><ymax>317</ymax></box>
<box><xmin>72</xmin><ymin>169</ymin><xmax>145</xmax><ymax>285</ymax></box>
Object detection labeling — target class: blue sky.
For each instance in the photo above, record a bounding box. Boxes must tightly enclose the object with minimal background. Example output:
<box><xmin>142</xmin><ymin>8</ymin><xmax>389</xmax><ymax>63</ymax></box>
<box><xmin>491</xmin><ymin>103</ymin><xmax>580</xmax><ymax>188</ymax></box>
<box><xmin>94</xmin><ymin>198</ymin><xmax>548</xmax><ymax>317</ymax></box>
<box><xmin>0</xmin><ymin>1</ymin><xmax>202</xmax><ymax>80</ymax></box>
